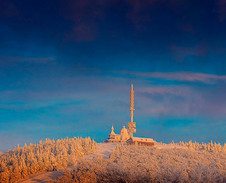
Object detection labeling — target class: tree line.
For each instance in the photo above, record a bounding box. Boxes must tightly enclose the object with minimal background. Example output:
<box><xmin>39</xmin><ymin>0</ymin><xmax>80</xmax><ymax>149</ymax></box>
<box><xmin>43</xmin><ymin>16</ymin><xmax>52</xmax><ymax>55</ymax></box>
<box><xmin>167</xmin><ymin>140</ymin><xmax>226</xmax><ymax>152</ymax></box>
<box><xmin>0</xmin><ymin>137</ymin><xmax>96</xmax><ymax>183</ymax></box>
<box><xmin>55</xmin><ymin>143</ymin><xmax>226</xmax><ymax>183</ymax></box>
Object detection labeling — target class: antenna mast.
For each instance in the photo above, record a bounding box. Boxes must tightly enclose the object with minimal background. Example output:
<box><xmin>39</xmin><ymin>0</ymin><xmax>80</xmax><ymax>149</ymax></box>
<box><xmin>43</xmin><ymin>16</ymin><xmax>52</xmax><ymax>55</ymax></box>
<box><xmin>127</xmin><ymin>84</ymin><xmax>136</xmax><ymax>137</ymax></box>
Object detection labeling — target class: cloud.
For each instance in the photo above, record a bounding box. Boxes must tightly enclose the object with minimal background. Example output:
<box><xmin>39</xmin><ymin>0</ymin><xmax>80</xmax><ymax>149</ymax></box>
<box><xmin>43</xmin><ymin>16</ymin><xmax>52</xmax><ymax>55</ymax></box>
<box><xmin>1</xmin><ymin>70</ymin><xmax>223</xmax><ymax>118</ymax></box>
<box><xmin>64</xmin><ymin>23</ymin><xmax>98</xmax><ymax>42</ymax></box>
<box><xmin>0</xmin><ymin>0</ymin><xmax>19</xmax><ymax>18</ymax></box>
<box><xmin>171</xmin><ymin>44</ymin><xmax>208</xmax><ymax>61</ymax></box>
<box><xmin>126</xmin><ymin>0</ymin><xmax>154</xmax><ymax>31</ymax></box>
<box><xmin>137</xmin><ymin>85</ymin><xmax>191</xmax><ymax>96</ymax></box>
<box><xmin>136</xmin><ymin>84</ymin><xmax>226</xmax><ymax>118</ymax></box>
<box><xmin>61</xmin><ymin>0</ymin><xmax>106</xmax><ymax>42</ymax></box>
<box><xmin>1</xmin><ymin>70</ymin><xmax>225</xmax><ymax>119</ymax></box>
<box><xmin>117</xmin><ymin>71</ymin><xmax>226</xmax><ymax>84</ymax></box>
<box><xmin>135</xmin><ymin>85</ymin><xmax>195</xmax><ymax>116</ymax></box>
<box><xmin>179</xmin><ymin>24</ymin><xmax>195</xmax><ymax>34</ymax></box>
<box><xmin>0</xmin><ymin>74</ymin><xmax>133</xmax><ymax>105</ymax></box>
<box><xmin>0</xmin><ymin>56</ymin><xmax>55</xmax><ymax>65</ymax></box>
<box><xmin>216</xmin><ymin>0</ymin><xmax>226</xmax><ymax>21</ymax></box>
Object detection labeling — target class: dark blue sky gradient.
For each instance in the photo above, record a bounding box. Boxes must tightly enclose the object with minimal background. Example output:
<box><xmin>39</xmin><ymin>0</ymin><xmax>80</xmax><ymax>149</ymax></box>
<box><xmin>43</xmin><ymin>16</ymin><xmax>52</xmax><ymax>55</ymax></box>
<box><xmin>0</xmin><ymin>0</ymin><xmax>226</xmax><ymax>151</ymax></box>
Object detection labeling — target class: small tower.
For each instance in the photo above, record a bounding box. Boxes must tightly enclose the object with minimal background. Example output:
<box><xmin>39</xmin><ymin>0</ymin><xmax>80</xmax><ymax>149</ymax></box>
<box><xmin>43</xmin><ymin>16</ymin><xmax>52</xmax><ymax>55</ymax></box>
<box><xmin>111</xmin><ymin>125</ymin><xmax>115</xmax><ymax>134</ymax></box>
<box><xmin>127</xmin><ymin>84</ymin><xmax>136</xmax><ymax>137</ymax></box>
<box><xmin>108</xmin><ymin>125</ymin><xmax>116</xmax><ymax>138</ymax></box>
<box><xmin>105</xmin><ymin>125</ymin><xmax>118</xmax><ymax>142</ymax></box>
<box><xmin>120</xmin><ymin>125</ymin><xmax>129</xmax><ymax>141</ymax></box>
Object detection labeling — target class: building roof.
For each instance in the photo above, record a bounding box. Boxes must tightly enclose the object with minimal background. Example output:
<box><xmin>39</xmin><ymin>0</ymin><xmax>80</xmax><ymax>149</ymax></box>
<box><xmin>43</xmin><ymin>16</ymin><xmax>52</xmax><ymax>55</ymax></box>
<box><xmin>128</xmin><ymin>137</ymin><xmax>156</xmax><ymax>143</ymax></box>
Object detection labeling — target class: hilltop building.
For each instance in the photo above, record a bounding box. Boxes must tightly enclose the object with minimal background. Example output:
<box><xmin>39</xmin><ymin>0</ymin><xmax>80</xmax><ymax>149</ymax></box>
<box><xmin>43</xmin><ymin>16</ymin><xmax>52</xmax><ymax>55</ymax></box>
<box><xmin>105</xmin><ymin>84</ymin><xmax>155</xmax><ymax>145</ymax></box>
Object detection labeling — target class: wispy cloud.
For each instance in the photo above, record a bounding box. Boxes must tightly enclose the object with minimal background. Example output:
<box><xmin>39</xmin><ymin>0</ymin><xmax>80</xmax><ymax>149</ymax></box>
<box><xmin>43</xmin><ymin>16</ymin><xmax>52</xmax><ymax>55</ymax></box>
<box><xmin>171</xmin><ymin>44</ymin><xmax>208</xmax><ymax>61</ymax></box>
<box><xmin>118</xmin><ymin>71</ymin><xmax>226</xmax><ymax>84</ymax></box>
<box><xmin>135</xmin><ymin>85</ymin><xmax>196</xmax><ymax>116</ymax></box>
<box><xmin>137</xmin><ymin>86</ymin><xmax>191</xmax><ymax>96</ymax></box>
<box><xmin>136</xmin><ymin>84</ymin><xmax>226</xmax><ymax>118</ymax></box>
<box><xmin>216</xmin><ymin>0</ymin><xmax>226</xmax><ymax>21</ymax></box>
<box><xmin>64</xmin><ymin>23</ymin><xmax>98</xmax><ymax>42</ymax></box>
<box><xmin>0</xmin><ymin>56</ymin><xmax>55</xmax><ymax>65</ymax></box>
<box><xmin>0</xmin><ymin>1</ymin><xmax>19</xmax><ymax>18</ymax></box>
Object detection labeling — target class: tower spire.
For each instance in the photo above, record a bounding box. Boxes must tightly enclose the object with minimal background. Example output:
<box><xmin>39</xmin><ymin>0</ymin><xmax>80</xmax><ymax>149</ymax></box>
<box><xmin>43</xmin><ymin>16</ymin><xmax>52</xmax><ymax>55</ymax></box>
<box><xmin>111</xmin><ymin>125</ymin><xmax>114</xmax><ymax>132</ymax></box>
<box><xmin>127</xmin><ymin>84</ymin><xmax>136</xmax><ymax>138</ymax></box>
<box><xmin>130</xmin><ymin>84</ymin><xmax>135</xmax><ymax>123</ymax></box>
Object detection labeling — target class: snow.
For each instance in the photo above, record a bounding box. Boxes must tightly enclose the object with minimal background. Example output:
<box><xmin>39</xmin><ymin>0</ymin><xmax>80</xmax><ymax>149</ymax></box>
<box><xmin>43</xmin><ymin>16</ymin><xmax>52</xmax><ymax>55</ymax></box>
<box><xmin>19</xmin><ymin>171</ymin><xmax>64</xmax><ymax>183</ymax></box>
<box><xmin>19</xmin><ymin>143</ymin><xmax>118</xmax><ymax>183</ymax></box>
<box><xmin>18</xmin><ymin>142</ymin><xmax>226</xmax><ymax>183</ymax></box>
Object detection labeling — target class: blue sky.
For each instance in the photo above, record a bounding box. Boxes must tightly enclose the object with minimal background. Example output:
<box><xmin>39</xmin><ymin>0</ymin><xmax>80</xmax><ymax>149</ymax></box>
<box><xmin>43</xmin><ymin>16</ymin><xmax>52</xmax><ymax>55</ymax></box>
<box><xmin>0</xmin><ymin>0</ymin><xmax>225</xmax><ymax>151</ymax></box>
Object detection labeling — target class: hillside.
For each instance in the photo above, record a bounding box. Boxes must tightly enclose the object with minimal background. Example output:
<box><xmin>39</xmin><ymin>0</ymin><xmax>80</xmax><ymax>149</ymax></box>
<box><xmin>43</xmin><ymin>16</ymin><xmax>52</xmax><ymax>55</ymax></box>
<box><xmin>56</xmin><ymin>142</ymin><xmax>226</xmax><ymax>183</ymax></box>
<box><xmin>0</xmin><ymin>137</ymin><xmax>96</xmax><ymax>183</ymax></box>
<box><xmin>20</xmin><ymin>143</ymin><xmax>117</xmax><ymax>183</ymax></box>
<box><xmin>1</xmin><ymin>140</ymin><xmax>225</xmax><ymax>183</ymax></box>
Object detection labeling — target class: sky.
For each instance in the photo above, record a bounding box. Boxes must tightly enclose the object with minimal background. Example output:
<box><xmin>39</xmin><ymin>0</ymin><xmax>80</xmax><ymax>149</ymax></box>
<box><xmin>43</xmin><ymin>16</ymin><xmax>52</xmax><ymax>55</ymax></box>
<box><xmin>0</xmin><ymin>0</ymin><xmax>226</xmax><ymax>152</ymax></box>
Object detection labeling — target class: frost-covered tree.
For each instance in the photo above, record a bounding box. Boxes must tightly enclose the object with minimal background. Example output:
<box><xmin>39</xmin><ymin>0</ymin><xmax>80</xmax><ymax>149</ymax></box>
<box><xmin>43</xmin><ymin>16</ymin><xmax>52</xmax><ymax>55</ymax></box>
<box><xmin>0</xmin><ymin>137</ymin><xmax>96</xmax><ymax>183</ymax></box>
<box><xmin>175</xmin><ymin>140</ymin><xmax>225</xmax><ymax>153</ymax></box>
<box><xmin>56</xmin><ymin>144</ymin><xmax>226</xmax><ymax>183</ymax></box>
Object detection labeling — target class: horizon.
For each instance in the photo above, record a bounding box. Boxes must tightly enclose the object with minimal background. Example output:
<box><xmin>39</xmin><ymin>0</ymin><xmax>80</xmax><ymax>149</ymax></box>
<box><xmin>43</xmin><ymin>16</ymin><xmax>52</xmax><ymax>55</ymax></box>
<box><xmin>0</xmin><ymin>0</ymin><xmax>226</xmax><ymax>152</ymax></box>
